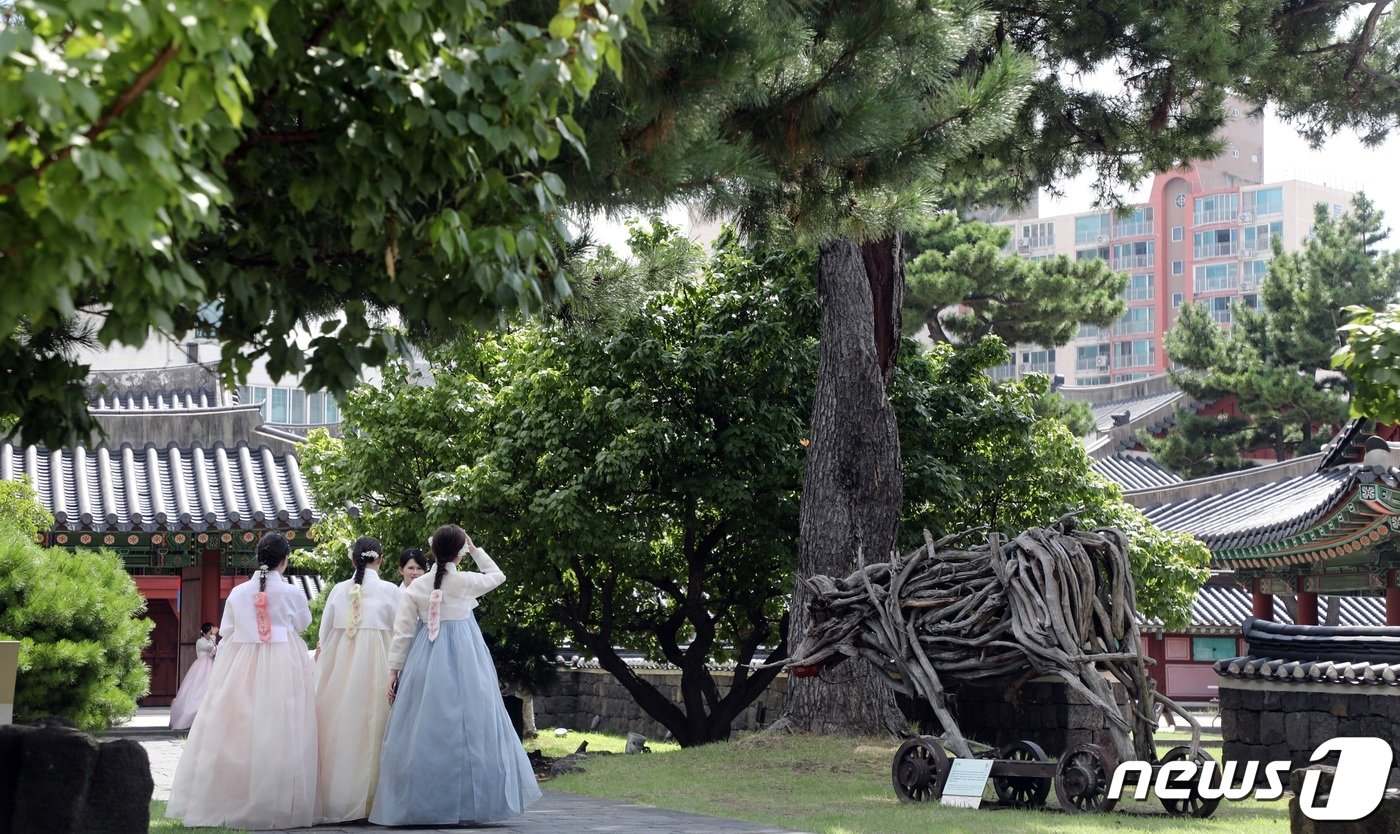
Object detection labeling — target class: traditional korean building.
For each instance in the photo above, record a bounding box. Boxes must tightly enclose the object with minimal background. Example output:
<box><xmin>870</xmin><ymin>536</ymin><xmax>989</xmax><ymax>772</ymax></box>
<box><xmin>0</xmin><ymin>364</ymin><xmax>326</xmax><ymax>704</ymax></box>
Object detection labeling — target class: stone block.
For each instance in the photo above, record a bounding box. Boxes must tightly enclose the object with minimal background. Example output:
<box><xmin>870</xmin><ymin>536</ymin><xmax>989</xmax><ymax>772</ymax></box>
<box><xmin>0</xmin><ymin>725</ymin><xmax>33</xmax><ymax>834</ymax></box>
<box><xmin>1233</xmin><ymin>709</ymin><xmax>1261</xmax><ymax>743</ymax></box>
<box><xmin>12</xmin><ymin>725</ymin><xmax>99</xmax><ymax>834</ymax></box>
<box><xmin>1260</xmin><ymin>712</ymin><xmax>1288</xmax><ymax>746</ymax></box>
<box><xmin>1283</xmin><ymin>692</ymin><xmax>1313</xmax><ymax>713</ymax></box>
<box><xmin>1330</xmin><ymin>700</ymin><xmax>1352</xmax><ymax>719</ymax></box>
<box><xmin>1341</xmin><ymin>716</ymin><xmax>1392</xmax><ymax>740</ymax></box>
<box><xmin>78</xmin><ymin>739</ymin><xmax>152</xmax><ymax>834</ymax></box>
<box><xmin>1288</xmin><ymin>766</ymin><xmax>1400</xmax><ymax>834</ymax></box>
<box><xmin>1219</xmin><ymin>687</ymin><xmax>1242</xmax><ymax>710</ymax></box>
<box><xmin>1262</xmin><ymin>689</ymin><xmax>1284</xmax><ymax>710</ymax></box>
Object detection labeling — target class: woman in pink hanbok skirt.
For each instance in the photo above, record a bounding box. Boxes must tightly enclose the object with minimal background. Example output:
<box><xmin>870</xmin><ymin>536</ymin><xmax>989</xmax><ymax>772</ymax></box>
<box><xmin>168</xmin><ymin>622</ymin><xmax>217</xmax><ymax>731</ymax></box>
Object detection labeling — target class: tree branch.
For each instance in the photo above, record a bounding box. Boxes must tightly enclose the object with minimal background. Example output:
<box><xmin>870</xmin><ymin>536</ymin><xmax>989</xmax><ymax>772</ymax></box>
<box><xmin>0</xmin><ymin>42</ymin><xmax>181</xmax><ymax>198</ymax></box>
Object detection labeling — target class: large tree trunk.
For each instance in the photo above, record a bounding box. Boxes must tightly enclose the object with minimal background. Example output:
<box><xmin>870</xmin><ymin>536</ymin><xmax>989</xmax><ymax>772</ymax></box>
<box><xmin>771</xmin><ymin>234</ymin><xmax>907</xmax><ymax>736</ymax></box>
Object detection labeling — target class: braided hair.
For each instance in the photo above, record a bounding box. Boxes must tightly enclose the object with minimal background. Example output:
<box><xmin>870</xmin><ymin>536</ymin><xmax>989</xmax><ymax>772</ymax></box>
<box><xmin>350</xmin><ymin>536</ymin><xmax>383</xmax><ymax>584</ymax></box>
<box><xmin>256</xmin><ymin>532</ymin><xmax>291</xmax><ymax>591</ymax></box>
<box><xmin>428</xmin><ymin>524</ymin><xmax>468</xmax><ymax>591</ymax></box>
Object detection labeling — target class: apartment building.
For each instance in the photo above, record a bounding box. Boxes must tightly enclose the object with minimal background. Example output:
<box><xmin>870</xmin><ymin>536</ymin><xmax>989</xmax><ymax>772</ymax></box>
<box><xmin>989</xmin><ymin>105</ymin><xmax>1354</xmax><ymax>386</ymax></box>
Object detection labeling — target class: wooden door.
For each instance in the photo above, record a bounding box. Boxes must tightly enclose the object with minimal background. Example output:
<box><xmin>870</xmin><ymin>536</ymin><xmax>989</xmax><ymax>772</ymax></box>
<box><xmin>140</xmin><ymin>599</ymin><xmax>179</xmax><ymax>706</ymax></box>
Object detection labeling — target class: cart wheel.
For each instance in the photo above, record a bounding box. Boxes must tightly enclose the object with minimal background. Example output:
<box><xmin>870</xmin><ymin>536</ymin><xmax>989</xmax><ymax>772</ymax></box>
<box><xmin>992</xmin><ymin>740</ymin><xmax>1052</xmax><ymax>808</ymax></box>
<box><xmin>1158</xmin><ymin>746</ymin><xmax>1222</xmax><ymax>818</ymax></box>
<box><xmin>1054</xmin><ymin>743</ymin><xmax>1119</xmax><ymax>813</ymax></box>
<box><xmin>892</xmin><ymin>737</ymin><xmax>951</xmax><ymax>803</ymax></box>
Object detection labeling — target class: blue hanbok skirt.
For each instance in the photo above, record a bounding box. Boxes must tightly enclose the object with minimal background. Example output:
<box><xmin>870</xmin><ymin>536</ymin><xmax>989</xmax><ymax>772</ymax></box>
<box><xmin>369</xmin><ymin>614</ymin><xmax>542</xmax><ymax>826</ymax></box>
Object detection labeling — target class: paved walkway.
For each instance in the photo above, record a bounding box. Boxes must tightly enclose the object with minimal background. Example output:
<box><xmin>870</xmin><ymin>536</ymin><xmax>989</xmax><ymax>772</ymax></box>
<box><xmin>131</xmin><ymin>710</ymin><xmax>807</xmax><ymax>834</ymax></box>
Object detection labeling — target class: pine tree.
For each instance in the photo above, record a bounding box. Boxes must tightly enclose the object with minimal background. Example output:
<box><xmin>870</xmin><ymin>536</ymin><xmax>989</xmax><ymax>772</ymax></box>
<box><xmin>557</xmin><ymin>0</ymin><xmax>1400</xmax><ymax>736</ymax></box>
<box><xmin>903</xmin><ymin>213</ymin><xmax>1126</xmax><ymax>346</ymax></box>
<box><xmin>1158</xmin><ymin>195</ymin><xmax>1398</xmax><ymax>468</ymax></box>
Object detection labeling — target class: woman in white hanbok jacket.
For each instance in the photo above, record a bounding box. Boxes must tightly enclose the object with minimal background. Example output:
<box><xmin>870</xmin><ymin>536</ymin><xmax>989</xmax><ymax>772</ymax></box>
<box><xmin>314</xmin><ymin>536</ymin><xmax>402</xmax><ymax>822</ymax></box>
<box><xmin>370</xmin><ymin>524</ymin><xmax>541</xmax><ymax>826</ymax></box>
<box><xmin>167</xmin><ymin>532</ymin><xmax>320</xmax><ymax>829</ymax></box>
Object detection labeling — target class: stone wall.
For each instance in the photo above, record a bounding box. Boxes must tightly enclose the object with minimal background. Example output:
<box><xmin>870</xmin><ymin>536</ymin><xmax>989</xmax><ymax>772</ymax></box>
<box><xmin>1219</xmin><ymin>681</ymin><xmax>1400</xmax><ymax>788</ymax></box>
<box><xmin>953</xmin><ymin>678</ymin><xmax>1132</xmax><ymax>754</ymax></box>
<box><xmin>531</xmin><ymin>669</ymin><xmax>789</xmax><ymax>740</ymax></box>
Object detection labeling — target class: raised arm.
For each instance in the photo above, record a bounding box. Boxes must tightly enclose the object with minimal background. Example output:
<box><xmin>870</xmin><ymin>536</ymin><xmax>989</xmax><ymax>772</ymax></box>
<box><xmin>459</xmin><ymin>547</ymin><xmax>506</xmax><ymax>598</ymax></box>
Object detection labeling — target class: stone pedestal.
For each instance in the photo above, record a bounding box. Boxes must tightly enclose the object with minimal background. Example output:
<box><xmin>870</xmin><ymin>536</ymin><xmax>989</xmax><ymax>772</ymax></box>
<box><xmin>950</xmin><ymin>678</ymin><xmax>1131</xmax><ymax>754</ymax></box>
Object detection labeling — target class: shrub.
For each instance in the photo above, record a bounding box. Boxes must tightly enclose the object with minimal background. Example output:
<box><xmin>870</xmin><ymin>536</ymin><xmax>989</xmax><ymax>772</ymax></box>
<box><xmin>0</xmin><ymin>528</ymin><xmax>153</xmax><ymax>730</ymax></box>
<box><xmin>0</xmin><ymin>479</ymin><xmax>53</xmax><ymax>537</ymax></box>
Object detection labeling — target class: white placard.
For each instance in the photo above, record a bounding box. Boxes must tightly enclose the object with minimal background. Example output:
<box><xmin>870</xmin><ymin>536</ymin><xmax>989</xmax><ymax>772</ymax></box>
<box><xmin>940</xmin><ymin>757</ymin><xmax>994</xmax><ymax>810</ymax></box>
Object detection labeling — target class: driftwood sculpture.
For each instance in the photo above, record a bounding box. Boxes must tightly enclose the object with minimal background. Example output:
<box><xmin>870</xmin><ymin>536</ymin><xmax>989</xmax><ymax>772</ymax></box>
<box><xmin>783</xmin><ymin>516</ymin><xmax>1178</xmax><ymax>765</ymax></box>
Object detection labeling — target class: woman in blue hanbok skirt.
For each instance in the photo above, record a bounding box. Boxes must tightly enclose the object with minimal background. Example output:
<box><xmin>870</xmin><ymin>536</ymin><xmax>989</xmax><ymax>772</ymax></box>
<box><xmin>369</xmin><ymin>524</ymin><xmax>541</xmax><ymax>826</ymax></box>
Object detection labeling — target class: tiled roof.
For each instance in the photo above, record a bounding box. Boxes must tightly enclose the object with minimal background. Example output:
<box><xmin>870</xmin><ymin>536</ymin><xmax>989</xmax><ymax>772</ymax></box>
<box><xmin>1140</xmin><ymin>584</ymin><xmax>1386</xmax><ymax>632</ymax></box>
<box><xmin>1214</xmin><ymin>616</ymin><xmax>1400</xmax><ymax>685</ymax></box>
<box><xmin>90</xmin><ymin>390</ymin><xmax>226</xmax><ymax>411</ymax></box>
<box><xmin>1092</xmin><ymin>454</ymin><xmax>1183</xmax><ymax>491</ymax></box>
<box><xmin>1088</xmin><ymin>389</ymin><xmax>1187</xmax><ymax>433</ymax></box>
<box><xmin>1213</xmin><ymin>655</ymin><xmax>1400</xmax><ymax>685</ymax></box>
<box><xmin>287</xmin><ymin>573</ymin><xmax>327</xmax><ymax>601</ymax></box>
<box><xmin>0</xmin><ymin>441</ymin><xmax>317</xmax><ymax>533</ymax></box>
<box><xmin>1139</xmin><ymin>467</ymin><xmax>1356</xmax><ymax>551</ymax></box>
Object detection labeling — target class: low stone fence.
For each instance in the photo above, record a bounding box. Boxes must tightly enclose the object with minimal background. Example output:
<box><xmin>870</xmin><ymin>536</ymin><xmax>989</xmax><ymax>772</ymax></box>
<box><xmin>1219</xmin><ymin>681</ymin><xmax>1400</xmax><ymax>788</ymax></box>
<box><xmin>531</xmin><ymin>668</ymin><xmax>789</xmax><ymax>740</ymax></box>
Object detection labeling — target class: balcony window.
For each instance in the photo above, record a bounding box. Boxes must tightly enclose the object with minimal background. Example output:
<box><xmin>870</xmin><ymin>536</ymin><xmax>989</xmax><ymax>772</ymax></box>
<box><xmin>1076</xmin><ymin>246</ymin><xmax>1109</xmax><ymax>262</ymax></box>
<box><xmin>1193</xmin><ymin>228</ymin><xmax>1238</xmax><ymax>259</ymax></box>
<box><xmin>1114</xmin><ymin>307</ymin><xmax>1154</xmax><ymax>336</ymax></box>
<box><xmin>1242</xmin><ymin>221</ymin><xmax>1283</xmax><ymax>254</ymax></box>
<box><xmin>1124</xmin><ymin>273</ymin><xmax>1154</xmax><ymax>302</ymax></box>
<box><xmin>1113</xmin><ymin>207</ymin><xmax>1153</xmax><ymax>238</ymax></box>
<box><xmin>1194</xmin><ymin>262</ymin><xmax>1239</xmax><ymax>294</ymax></box>
<box><xmin>1194</xmin><ymin>193</ymin><xmax>1240</xmax><ymax>225</ymax></box>
<box><xmin>1018</xmin><ymin>221</ymin><xmax>1055</xmax><ymax>251</ymax></box>
<box><xmin>1244</xmin><ymin>187</ymin><xmax>1283</xmax><ymax>217</ymax></box>
<box><xmin>1114</xmin><ymin>339</ymin><xmax>1156</xmax><ymax>368</ymax></box>
<box><xmin>1112</xmin><ymin>241</ymin><xmax>1153</xmax><ymax>270</ymax></box>
<box><xmin>1075</xmin><ymin>213</ymin><xmax>1111</xmax><ymax>245</ymax></box>
<box><xmin>1207</xmin><ymin>297</ymin><xmax>1233</xmax><ymax>325</ymax></box>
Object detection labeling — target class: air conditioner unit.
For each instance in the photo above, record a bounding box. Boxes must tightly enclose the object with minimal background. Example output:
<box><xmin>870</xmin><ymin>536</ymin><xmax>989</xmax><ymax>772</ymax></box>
<box><xmin>1095</xmin><ymin>234</ymin><xmax>1109</xmax><ymax>245</ymax></box>
<box><xmin>1240</xmin><ymin>277</ymin><xmax>1257</xmax><ymax>291</ymax></box>
<box><xmin>1016</xmin><ymin>240</ymin><xmax>1032</xmax><ymax>252</ymax></box>
<box><xmin>1239</xmin><ymin>212</ymin><xmax>1254</xmax><ymax>224</ymax></box>
<box><xmin>1095</xmin><ymin>355</ymin><xmax>1109</xmax><ymax>369</ymax></box>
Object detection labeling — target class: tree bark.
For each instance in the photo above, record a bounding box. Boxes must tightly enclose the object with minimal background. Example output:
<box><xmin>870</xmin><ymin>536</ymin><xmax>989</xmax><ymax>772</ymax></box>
<box><xmin>771</xmin><ymin>234</ymin><xmax>907</xmax><ymax>736</ymax></box>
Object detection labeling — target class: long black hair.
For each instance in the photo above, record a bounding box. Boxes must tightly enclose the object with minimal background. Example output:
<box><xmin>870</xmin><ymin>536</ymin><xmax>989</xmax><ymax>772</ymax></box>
<box><xmin>350</xmin><ymin>536</ymin><xmax>383</xmax><ymax>585</ymax></box>
<box><xmin>399</xmin><ymin>547</ymin><xmax>429</xmax><ymax>573</ymax></box>
<box><xmin>256</xmin><ymin>532</ymin><xmax>291</xmax><ymax>591</ymax></box>
<box><xmin>429</xmin><ymin>524</ymin><xmax>468</xmax><ymax>591</ymax></box>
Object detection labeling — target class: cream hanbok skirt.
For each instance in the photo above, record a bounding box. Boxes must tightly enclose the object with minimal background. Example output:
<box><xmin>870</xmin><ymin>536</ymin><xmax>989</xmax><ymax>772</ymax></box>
<box><xmin>315</xmin><ymin>626</ymin><xmax>393</xmax><ymax>822</ymax></box>
<box><xmin>166</xmin><ymin>637</ymin><xmax>320</xmax><ymax>830</ymax></box>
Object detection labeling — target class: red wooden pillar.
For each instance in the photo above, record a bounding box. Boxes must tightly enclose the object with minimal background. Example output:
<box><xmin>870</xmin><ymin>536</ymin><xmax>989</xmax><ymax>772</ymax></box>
<box><xmin>1295</xmin><ymin>576</ymin><xmax>1318</xmax><ymax>626</ymax></box>
<box><xmin>1388</xmin><ymin>570</ymin><xmax>1400</xmax><ymax>627</ymax></box>
<box><xmin>201</xmin><ymin>549</ymin><xmax>221</xmax><ymax>630</ymax></box>
<box><xmin>1251</xmin><ymin>577</ymin><xmax>1275</xmax><ymax>621</ymax></box>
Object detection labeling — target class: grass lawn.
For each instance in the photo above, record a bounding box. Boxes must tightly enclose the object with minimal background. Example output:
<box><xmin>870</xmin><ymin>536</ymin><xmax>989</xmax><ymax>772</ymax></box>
<box><xmin>150</xmin><ymin>801</ymin><xmax>245</xmax><ymax>833</ymax></box>
<box><xmin>543</xmin><ymin>731</ymin><xmax>1291</xmax><ymax>834</ymax></box>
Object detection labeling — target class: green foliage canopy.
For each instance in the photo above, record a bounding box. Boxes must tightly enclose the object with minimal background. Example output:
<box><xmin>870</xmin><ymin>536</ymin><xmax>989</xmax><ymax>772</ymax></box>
<box><xmin>0</xmin><ymin>0</ymin><xmax>645</xmax><ymax>448</ymax></box>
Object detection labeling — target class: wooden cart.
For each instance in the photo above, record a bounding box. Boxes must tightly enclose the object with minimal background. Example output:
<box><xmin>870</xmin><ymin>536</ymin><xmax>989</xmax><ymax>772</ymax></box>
<box><xmin>889</xmin><ymin>697</ymin><xmax>1221</xmax><ymax>817</ymax></box>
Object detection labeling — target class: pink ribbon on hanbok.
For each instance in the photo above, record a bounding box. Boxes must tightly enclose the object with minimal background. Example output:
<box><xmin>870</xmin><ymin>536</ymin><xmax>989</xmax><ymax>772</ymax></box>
<box><xmin>254</xmin><ymin>592</ymin><xmax>272</xmax><ymax>643</ymax></box>
<box><xmin>427</xmin><ymin>589</ymin><xmax>443</xmax><ymax>641</ymax></box>
<box><xmin>347</xmin><ymin>584</ymin><xmax>363</xmax><ymax>638</ymax></box>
